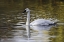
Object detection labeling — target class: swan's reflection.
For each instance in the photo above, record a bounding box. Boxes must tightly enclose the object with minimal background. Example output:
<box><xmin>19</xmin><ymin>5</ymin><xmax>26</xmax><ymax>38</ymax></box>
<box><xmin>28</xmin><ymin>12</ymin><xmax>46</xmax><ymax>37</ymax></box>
<box><xmin>2</xmin><ymin>25</ymin><xmax>56</xmax><ymax>42</ymax></box>
<box><xmin>30</xmin><ymin>25</ymin><xmax>56</xmax><ymax>42</ymax></box>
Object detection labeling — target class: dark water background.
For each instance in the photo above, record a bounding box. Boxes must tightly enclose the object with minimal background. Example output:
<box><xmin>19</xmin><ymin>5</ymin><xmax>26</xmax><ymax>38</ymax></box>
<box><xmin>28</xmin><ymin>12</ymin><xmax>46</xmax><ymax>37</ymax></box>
<box><xmin>0</xmin><ymin>0</ymin><xmax>64</xmax><ymax>42</ymax></box>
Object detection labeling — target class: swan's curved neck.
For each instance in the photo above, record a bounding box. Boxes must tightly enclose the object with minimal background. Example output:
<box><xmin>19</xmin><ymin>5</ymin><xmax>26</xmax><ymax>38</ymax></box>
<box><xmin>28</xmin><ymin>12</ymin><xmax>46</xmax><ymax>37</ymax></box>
<box><xmin>26</xmin><ymin>11</ymin><xmax>30</xmax><ymax>25</ymax></box>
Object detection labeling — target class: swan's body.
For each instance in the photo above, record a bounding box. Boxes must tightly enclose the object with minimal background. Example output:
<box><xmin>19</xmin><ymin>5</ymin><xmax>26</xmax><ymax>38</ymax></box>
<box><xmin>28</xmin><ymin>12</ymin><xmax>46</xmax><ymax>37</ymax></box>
<box><xmin>30</xmin><ymin>19</ymin><xmax>56</xmax><ymax>25</ymax></box>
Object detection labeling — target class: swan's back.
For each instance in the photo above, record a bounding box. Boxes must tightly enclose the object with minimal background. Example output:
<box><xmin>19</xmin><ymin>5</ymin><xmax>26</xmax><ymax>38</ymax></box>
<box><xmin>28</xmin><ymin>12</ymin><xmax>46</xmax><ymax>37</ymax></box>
<box><xmin>30</xmin><ymin>19</ymin><xmax>57</xmax><ymax>25</ymax></box>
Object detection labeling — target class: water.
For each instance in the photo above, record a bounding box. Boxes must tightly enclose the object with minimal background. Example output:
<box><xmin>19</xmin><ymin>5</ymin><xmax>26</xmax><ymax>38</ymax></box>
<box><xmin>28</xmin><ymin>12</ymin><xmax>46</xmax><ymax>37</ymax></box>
<box><xmin>0</xmin><ymin>25</ymin><xmax>56</xmax><ymax>42</ymax></box>
<box><xmin>0</xmin><ymin>0</ymin><xmax>64</xmax><ymax>42</ymax></box>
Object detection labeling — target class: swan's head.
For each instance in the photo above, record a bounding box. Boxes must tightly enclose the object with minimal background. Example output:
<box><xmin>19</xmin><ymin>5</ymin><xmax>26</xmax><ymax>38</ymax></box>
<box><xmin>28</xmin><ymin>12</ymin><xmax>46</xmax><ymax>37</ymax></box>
<box><xmin>22</xmin><ymin>8</ymin><xmax>30</xmax><ymax>13</ymax></box>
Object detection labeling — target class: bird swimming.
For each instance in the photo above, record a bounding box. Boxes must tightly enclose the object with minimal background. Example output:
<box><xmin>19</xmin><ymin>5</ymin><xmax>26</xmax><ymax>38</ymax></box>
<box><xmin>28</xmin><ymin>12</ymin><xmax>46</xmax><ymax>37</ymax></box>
<box><xmin>13</xmin><ymin>8</ymin><xmax>59</xmax><ymax>38</ymax></box>
<box><xmin>22</xmin><ymin>8</ymin><xmax>58</xmax><ymax>26</ymax></box>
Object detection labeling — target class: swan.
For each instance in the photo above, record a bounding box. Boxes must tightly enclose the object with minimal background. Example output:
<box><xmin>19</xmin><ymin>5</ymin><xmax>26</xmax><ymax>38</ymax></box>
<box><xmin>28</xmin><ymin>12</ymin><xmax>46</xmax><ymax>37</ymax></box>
<box><xmin>13</xmin><ymin>8</ymin><xmax>59</xmax><ymax>38</ymax></box>
<box><xmin>22</xmin><ymin>8</ymin><xmax>58</xmax><ymax>26</ymax></box>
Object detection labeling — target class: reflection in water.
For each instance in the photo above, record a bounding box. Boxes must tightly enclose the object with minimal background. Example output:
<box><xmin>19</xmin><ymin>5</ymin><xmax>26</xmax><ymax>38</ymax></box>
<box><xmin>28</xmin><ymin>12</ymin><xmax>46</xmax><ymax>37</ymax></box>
<box><xmin>1</xmin><ymin>25</ymin><xmax>56</xmax><ymax>42</ymax></box>
<box><xmin>30</xmin><ymin>25</ymin><xmax>56</xmax><ymax>41</ymax></box>
<box><xmin>26</xmin><ymin>25</ymin><xmax>30</xmax><ymax>38</ymax></box>
<box><xmin>0</xmin><ymin>0</ymin><xmax>64</xmax><ymax>42</ymax></box>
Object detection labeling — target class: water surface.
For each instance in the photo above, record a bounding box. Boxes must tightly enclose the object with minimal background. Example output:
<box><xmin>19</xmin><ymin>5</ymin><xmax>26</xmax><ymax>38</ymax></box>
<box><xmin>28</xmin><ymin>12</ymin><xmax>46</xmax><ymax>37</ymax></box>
<box><xmin>0</xmin><ymin>0</ymin><xmax>64</xmax><ymax>42</ymax></box>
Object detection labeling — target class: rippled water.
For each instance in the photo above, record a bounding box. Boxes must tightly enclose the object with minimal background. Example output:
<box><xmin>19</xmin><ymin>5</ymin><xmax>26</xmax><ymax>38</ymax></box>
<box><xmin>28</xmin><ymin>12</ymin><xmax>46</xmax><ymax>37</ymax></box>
<box><xmin>0</xmin><ymin>0</ymin><xmax>64</xmax><ymax>42</ymax></box>
<box><xmin>0</xmin><ymin>25</ymin><xmax>56</xmax><ymax>42</ymax></box>
<box><xmin>0</xmin><ymin>12</ymin><xmax>64</xmax><ymax>42</ymax></box>
<box><xmin>0</xmin><ymin>9</ymin><xmax>64</xmax><ymax>42</ymax></box>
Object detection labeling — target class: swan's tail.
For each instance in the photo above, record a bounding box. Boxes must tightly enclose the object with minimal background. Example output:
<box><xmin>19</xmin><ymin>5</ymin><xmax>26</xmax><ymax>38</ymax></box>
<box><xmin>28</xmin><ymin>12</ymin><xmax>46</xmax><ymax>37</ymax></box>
<box><xmin>48</xmin><ymin>18</ymin><xmax>59</xmax><ymax>23</ymax></box>
<box><xmin>53</xmin><ymin>19</ymin><xmax>59</xmax><ymax>23</ymax></box>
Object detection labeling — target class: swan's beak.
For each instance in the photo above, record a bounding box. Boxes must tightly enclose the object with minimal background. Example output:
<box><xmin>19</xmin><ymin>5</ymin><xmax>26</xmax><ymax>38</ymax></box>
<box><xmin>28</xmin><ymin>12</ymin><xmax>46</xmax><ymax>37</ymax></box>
<box><xmin>22</xmin><ymin>10</ymin><xmax>26</xmax><ymax>13</ymax></box>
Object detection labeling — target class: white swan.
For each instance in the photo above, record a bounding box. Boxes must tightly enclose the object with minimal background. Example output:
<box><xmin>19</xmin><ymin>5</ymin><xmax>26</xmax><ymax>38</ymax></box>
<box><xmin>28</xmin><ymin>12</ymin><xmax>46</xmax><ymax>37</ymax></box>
<box><xmin>22</xmin><ymin>8</ymin><xmax>58</xmax><ymax>26</ymax></box>
<box><xmin>14</xmin><ymin>8</ymin><xmax>58</xmax><ymax>38</ymax></box>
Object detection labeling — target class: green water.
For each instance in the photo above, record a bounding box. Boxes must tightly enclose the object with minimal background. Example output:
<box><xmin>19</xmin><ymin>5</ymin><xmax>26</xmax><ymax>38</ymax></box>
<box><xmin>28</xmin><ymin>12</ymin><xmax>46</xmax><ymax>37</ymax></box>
<box><xmin>0</xmin><ymin>0</ymin><xmax>64</xmax><ymax>42</ymax></box>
